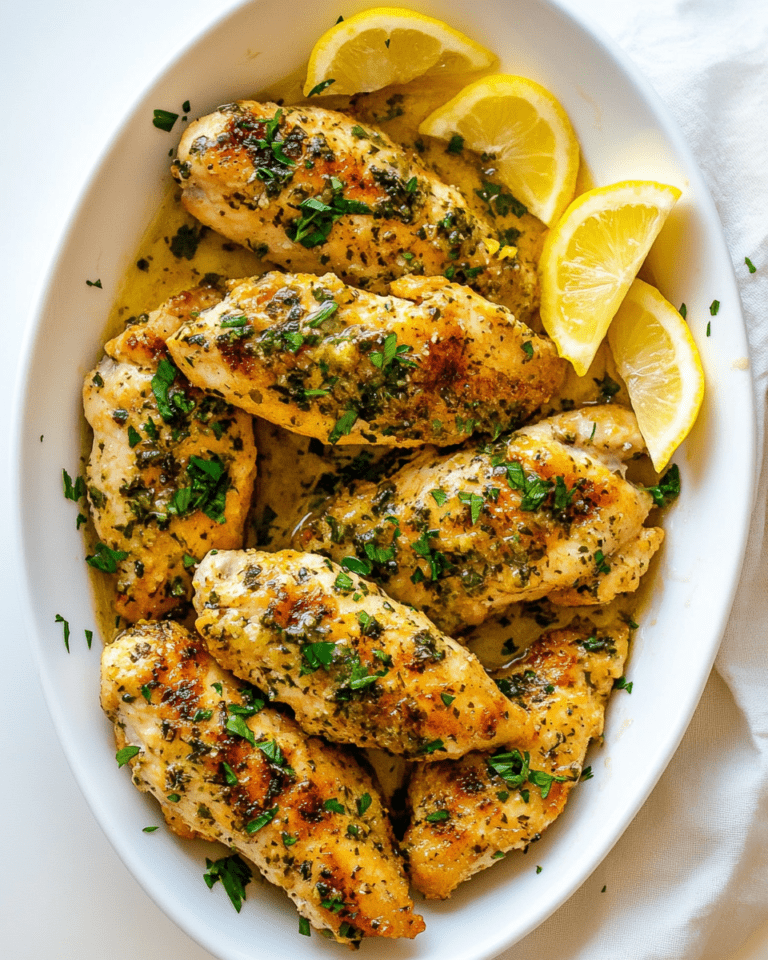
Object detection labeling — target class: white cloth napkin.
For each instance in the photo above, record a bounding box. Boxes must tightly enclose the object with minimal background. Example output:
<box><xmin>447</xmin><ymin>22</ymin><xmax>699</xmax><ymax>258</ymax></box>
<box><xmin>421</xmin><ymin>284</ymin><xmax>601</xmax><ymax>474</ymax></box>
<box><xmin>506</xmin><ymin>1</ymin><xmax>768</xmax><ymax>957</ymax></box>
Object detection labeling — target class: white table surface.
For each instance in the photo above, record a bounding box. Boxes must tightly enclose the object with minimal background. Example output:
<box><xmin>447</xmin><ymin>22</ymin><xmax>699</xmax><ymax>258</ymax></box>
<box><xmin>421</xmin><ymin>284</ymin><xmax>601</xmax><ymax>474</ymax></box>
<box><xmin>2</xmin><ymin>2</ymin><xmax>766</xmax><ymax>958</ymax></box>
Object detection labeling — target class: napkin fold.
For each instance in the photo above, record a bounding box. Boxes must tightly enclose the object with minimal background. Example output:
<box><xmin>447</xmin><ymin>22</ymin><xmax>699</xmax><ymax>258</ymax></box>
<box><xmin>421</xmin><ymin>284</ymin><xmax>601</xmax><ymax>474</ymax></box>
<box><xmin>507</xmin><ymin>1</ymin><xmax>768</xmax><ymax>957</ymax></box>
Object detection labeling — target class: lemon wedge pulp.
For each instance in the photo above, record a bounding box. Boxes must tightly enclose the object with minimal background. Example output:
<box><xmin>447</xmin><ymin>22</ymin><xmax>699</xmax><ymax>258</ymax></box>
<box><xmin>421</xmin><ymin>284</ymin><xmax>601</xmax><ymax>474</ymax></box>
<box><xmin>303</xmin><ymin>7</ymin><xmax>495</xmax><ymax>97</ymax></box>
<box><xmin>608</xmin><ymin>278</ymin><xmax>704</xmax><ymax>472</ymax></box>
<box><xmin>539</xmin><ymin>180</ymin><xmax>682</xmax><ymax>377</ymax></box>
<box><xmin>419</xmin><ymin>74</ymin><xmax>579</xmax><ymax>227</ymax></box>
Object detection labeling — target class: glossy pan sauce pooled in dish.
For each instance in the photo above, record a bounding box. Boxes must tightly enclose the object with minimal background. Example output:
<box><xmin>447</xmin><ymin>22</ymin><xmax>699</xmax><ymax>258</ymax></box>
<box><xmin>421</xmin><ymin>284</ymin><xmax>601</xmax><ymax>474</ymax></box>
<box><xmin>82</xmin><ymin>8</ymin><xmax>697</xmax><ymax>946</ymax></box>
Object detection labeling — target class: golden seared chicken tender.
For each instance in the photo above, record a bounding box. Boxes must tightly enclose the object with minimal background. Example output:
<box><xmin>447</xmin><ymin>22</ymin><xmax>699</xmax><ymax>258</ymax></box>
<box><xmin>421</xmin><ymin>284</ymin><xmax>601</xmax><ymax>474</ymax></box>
<box><xmin>172</xmin><ymin>101</ymin><xmax>539</xmax><ymax>322</ymax></box>
<box><xmin>295</xmin><ymin>406</ymin><xmax>662</xmax><ymax>635</ymax></box>
<box><xmin>404</xmin><ymin>617</ymin><xmax>629</xmax><ymax>899</ymax></box>
<box><xmin>101</xmin><ymin>621</ymin><xmax>424</xmax><ymax>943</ymax></box>
<box><xmin>83</xmin><ymin>285</ymin><xmax>257</xmax><ymax>622</ymax></box>
<box><xmin>193</xmin><ymin>549</ymin><xmax>530</xmax><ymax>760</ymax></box>
<box><xmin>166</xmin><ymin>271</ymin><xmax>564</xmax><ymax>447</ymax></box>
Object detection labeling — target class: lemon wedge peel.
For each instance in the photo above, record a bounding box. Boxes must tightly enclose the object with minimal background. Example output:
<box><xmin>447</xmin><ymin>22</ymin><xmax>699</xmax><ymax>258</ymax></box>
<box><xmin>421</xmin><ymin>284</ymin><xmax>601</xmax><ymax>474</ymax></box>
<box><xmin>608</xmin><ymin>278</ymin><xmax>704</xmax><ymax>473</ymax></box>
<box><xmin>539</xmin><ymin>180</ymin><xmax>682</xmax><ymax>377</ymax></box>
<box><xmin>419</xmin><ymin>74</ymin><xmax>579</xmax><ymax>227</ymax></box>
<box><xmin>304</xmin><ymin>7</ymin><xmax>495</xmax><ymax>97</ymax></box>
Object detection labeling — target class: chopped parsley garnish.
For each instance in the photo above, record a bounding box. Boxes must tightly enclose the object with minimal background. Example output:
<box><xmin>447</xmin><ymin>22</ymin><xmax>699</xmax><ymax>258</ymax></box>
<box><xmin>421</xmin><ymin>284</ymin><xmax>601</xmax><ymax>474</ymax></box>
<box><xmin>458</xmin><ymin>490</ymin><xmax>484</xmax><ymax>524</ymax></box>
<box><xmin>594</xmin><ymin>550</ymin><xmax>611</xmax><ymax>574</ymax></box>
<box><xmin>369</xmin><ymin>332</ymin><xmax>416</xmax><ymax>373</ymax></box>
<box><xmin>245</xmin><ymin>806</ymin><xmax>278</xmax><ymax>833</ymax></box>
<box><xmin>307</xmin><ymin>79</ymin><xmax>336</xmax><ymax>97</ymax></box>
<box><xmin>363</xmin><ymin>542</ymin><xmax>395</xmax><ymax>565</ymax></box>
<box><xmin>536</xmin><ymin>865</ymin><xmax>543</xmax><ymax>874</ymax></box>
<box><xmin>55</xmin><ymin>614</ymin><xmax>70</xmax><ymax>652</ymax></box>
<box><xmin>614</xmin><ymin>676</ymin><xmax>633</xmax><ymax>694</ymax></box>
<box><xmin>745</xmin><ymin>256</ymin><xmax>757</xmax><ymax>273</ymax></box>
<box><xmin>342</xmin><ymin>555</ymin><xmax>372</xmax><ymax>576</ymax></box>
<box><xmin>76</xmin><ymin>513</ymin><xmax>87</xmax><ymax>529</ymax></box>
<box><xmin>644</xmin><ymin>463</ymin><xmax>681</xmax><ymax>507</ymax></box>
<box><xmin>357</xmin><ymin>793</ymin><xmax>372</xmax><ymax>816</ymax></box>
<box><xmin>323</xmin><ymin>798</ymin><xmax>345</xmax><ymax>814</ymax></box>
<box><xmin>203</xmin><ymin>852</ymin><xmax>252</xmax><ymax>912</ymax></box>
<box><xmin>222</xmin><ymin>762</ymin><xmax>239</xmax><ymax>785</ymax></box>
<box><xmin>152</xmin><ymin>108</ymin><xmax>179</xmax><ymax>132</ymax></box>
<box><xmin>447</xmin><ymin>134</ymin><xmax>464</xmax><ymax>154</ymax></box>
<box><xmin>151</xmin><ymin>359</ymin><xmax>180</xmax><ymax>422</ymax></box>
<box><xmin>86</xmin><ymin>542</ymin><xmax>128</xmax><ymax>573</ymax></box>
<box><xmin>522</xmin><ymin>340</ymin><xmax>534</xmax><ymax>360</ymax></box>
<box><xmin>167</xmin><ymin>793</ymin><xmax>180</xmax><ymax>802</ymax></box>
<box><xmin>115</xmin><ymin>745</ymin><xmax>140</xmax><ymax>767</ymax></box>
<box><xmin>431</xmin><ymin>488</ymin><xmax>448</xmax><ymax>506</ymax></box>
<box><xmin>475</xmin><ymin>181</ymin><xmax>527</xmax><ymax>218</ymax></box>
<box><xmin>307</xmin><ymin>300</ymin><xmax>338</xmax><ymax>328</ymax></box>
<box><xmin>84</xmin><ymin>629</ymin><xmax>93</xmax><ymax>649</ymax></box>
<box><xmin>410</xmin><ymin>528</ymin><xmax>450</xmax><ymax>581</ymax></box>
<box><xmin>594</xmin><ymin>372</ymin><xmax>621</xmax><ymax>402</ymax></box>
<box><xmin>85</xmin><ymin>278</ymin><xmax>103</xmax><ymax>288</ymax></box>
<box><xmin>301</xmin><ymin>641</ymin><xmax>337</xmax><ymax>675</ymax></box>
<box><xmin>299</xmin><ymin>916</ymin><xmax>311</xmax><ymax>936</ymax></box>
<box><xmin>127</xmin><ymin>425</ymin><xmax>141</xmax><ymax>448</ymax></box>
<box><xmin>581</xmin><ymin>635</ymin><xmax>612</xmax><ymax>652</ymax></box>
<box><xmin>580</xmin><ymin>766</ymin><xmax>593</xmax><ymax>781</ymax></box>
<box><xmin>288</xmin><ymin>181</ymin><xmax>370</xmax><ymax>249</ymax></box>
<box><xmin>487</xmin><ymin>748</ymin><xmax>570</xmax><ymax>799</ymax></box>
<box><xmin>679</xmin><ymin>303</ymin><xmax>687</xmax><ymax>319</ymax></box>
<box><xmin>257</xmin><ymin>739</ymin><xmax>286</xmax><ymax>766</ymax></box>
<box><xmin>282</xmin><ymin>832</ymin><xmax>298</xmax><ymax>846</ymax></box>
<box><xmin>328</xmin><ymin>408</ymin><xmax>358</xmax><ymax>444</ymax></box>
<box><xmin>142</xmin><ymin>825</ymin><xmax>159</xmax><ymax>833</ymax></box>
<box><xmin>169</xmin><ymin>223</ymin><xmax>202</xmax><ymax>260</ymax></box>
<box><xmin>334</xmin><ymin>570</ymin><xmax>354</xmax><ymax>592</ymax></box>
<box><xmin>193</xmin><ymin>708</ymin><xmax>213</xmax><ymax>722</ymax></box>
<box><xmin>425</xmin><ymin>809</ymin><xmax>449</xmax><ymax>822</ymax></box>
<box><xmin>710</xmin><ymin>299</ymin><xmax>720</xmax><ymax>315</ymax></box>
<box><xmin>225</xmin><ymin>713</ymin><xmax>255</xmax><ymax>746</ymax></box>
<box><xmin>62</xmin><ymin>469</ymin><xmax>86</xmax><ymax>502</ymax></box>
<box><xmin>503</xmin><ymin>460</ymin><xmax>553</xmax><ymax>511</ymax></box>
<box><xmin>168</xmin><ymin>454</ymin><xmax>230</xmax><ymax>524</ymax></box>
<box><xmin>420</xmin><ymin>738</ymin><xmax>445</xmax><ymax>755</ymax></box>
<box><xmin>441</xmin><ymin>692</ymin><xmax>455</xmax><ymax>706</ymax></box>
<box><xmin>140</xmin><ymin>684</ymin><xmax>152</xmax><ymax>703</ymax></box>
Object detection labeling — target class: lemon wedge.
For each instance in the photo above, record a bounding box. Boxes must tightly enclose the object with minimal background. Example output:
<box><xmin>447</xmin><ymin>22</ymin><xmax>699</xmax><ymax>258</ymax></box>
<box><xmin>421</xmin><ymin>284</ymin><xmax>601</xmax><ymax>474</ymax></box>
<box><xmin>303</xmin><ymin>7</ymin><xmax>495</xmax><ymax>97</ymax></box>
<box><xmin>419</xmin><ymin>74</ymin><xmax>579</xmax><ymax>227</ymax></box>
<box><xmin>608</xmin><ymin>278</ymin><xmax>704</xmax><ymax>472</ymax></box>
<box><xmin>539</xmin><ymin>180</ymin><xmax>682</xmax><ymax>376</ymax></box>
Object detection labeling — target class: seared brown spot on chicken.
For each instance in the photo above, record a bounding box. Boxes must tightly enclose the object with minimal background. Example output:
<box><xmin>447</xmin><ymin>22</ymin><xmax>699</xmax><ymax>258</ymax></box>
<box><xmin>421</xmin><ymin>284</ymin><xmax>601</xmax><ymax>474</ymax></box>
<box><xmin>295</xmin><ymin>406</ymin><xmax>662</xmax><ymax>635</ymax></box>
<box><xmin>165</xmin><ymin>271</ymin><xmax>564</xmax><ymax>446</ymax></box>
<box><xmin>101</xmin><ymin>620</ymin><xmax>424</xmax><ymax>942</ymax></box>
<box><xmin>192</xmin><ymin>549</ymin><xmax>531</xmax><ymax>760</ymax></box>
<box><xmin>172</xmin><ymin>101</ymin><xmax>539</xmax><ymax>322</ymax></box>
<box><xmin>403</xmin><ymin>617</ymin><xmax>629</xmax><ymax>898</ymax></box>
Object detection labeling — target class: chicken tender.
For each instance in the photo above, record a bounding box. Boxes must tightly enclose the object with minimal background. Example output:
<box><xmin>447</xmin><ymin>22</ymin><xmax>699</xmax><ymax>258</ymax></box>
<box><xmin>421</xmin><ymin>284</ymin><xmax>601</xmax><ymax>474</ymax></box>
<box><xmin>295</xmin><ymin>406</ymin><xmax>662</xmax><ymax>635</ymax></box>
<box><xmin>172</xmin><ymin>101</ymin><xmax>539</xmax><ymax>322</ymax></box>
<box><xmin>83</xmin><ymin>286</ymin><xmax>257</xmax><ymax>622</ymax></box>
<box><xmin>101</xmin><ymin>620</ymin><xmax>424</xmax><ymax>943</ymax></box>
<box><xmin>166</xmin><ymin>271</ymin><xmax>564</xmax><ymax>446</ymax></box>
<box><xmin>192</xmin><ymin>549</ymin><xmax>530</xmax><ymax>760</ymax></box>
<box><xmin>404</xmin><ymin>617</ymin><xmax>629</xmax><ymax>898</ymax></box>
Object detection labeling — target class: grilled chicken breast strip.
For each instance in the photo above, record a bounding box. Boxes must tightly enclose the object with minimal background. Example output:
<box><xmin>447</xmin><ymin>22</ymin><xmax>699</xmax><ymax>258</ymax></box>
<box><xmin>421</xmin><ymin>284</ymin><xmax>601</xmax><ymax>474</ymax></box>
<box><xmin>172</xmin><ymin>101</ymin><xmax>539</xmax><ymax>322</ymax></box>
<box><xmin>295</xmin><ymin>406</ymin><xmax>662</xmax><ymax>635</ymax></box>
<box><xmin>404</xmin><ymin>617</ymin><xmax>629</xmax><ymax>899</ymax></box>
<box><xmin>83</xmin><ymin>283</ymin><xmax>256</xmax><ymax>622</ymax></box>
<box><xmin>166</xmin><ymin>271</ymin><xmax>564</xmax><ymax>446</ymax></box>
<box><xmin>192</xmin><ymin>549</ymin><xmax>530</xmax><ymax>759</ymax></box>
<box><xmin>101</xmin><ymin>620</ymin><xmax>424</xmax><ymax>942</ymax></box>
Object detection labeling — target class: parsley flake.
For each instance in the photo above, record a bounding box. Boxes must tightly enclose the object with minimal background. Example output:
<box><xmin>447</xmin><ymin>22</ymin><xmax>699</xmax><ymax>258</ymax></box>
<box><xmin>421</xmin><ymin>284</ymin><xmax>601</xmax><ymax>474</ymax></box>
<box><xmin>203</xmin><ymin>853</ymin><xmax>252</xmax><ymax>912</ymax></box>
<box><xmin>86</xmin><ymin>542</ymin><xmax>128</xmax><ymax>573</ymax></box>
<box><xmin>116</xmin><ymin>745</ymin><xmax>140</xmax><ymax>767</ymax></box>
<box><xmin>152</xmin><ymin>108</ymin><xmax>179</xmax><ymax>132</ymax></box>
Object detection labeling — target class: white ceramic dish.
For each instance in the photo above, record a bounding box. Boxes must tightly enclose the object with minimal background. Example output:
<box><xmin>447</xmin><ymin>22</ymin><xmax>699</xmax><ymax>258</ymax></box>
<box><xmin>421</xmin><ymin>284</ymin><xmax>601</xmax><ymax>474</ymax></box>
<box><xmin>13</xmin><ymin>1</ymin><xmax>755</xmax><ymax>958</ymax></box>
